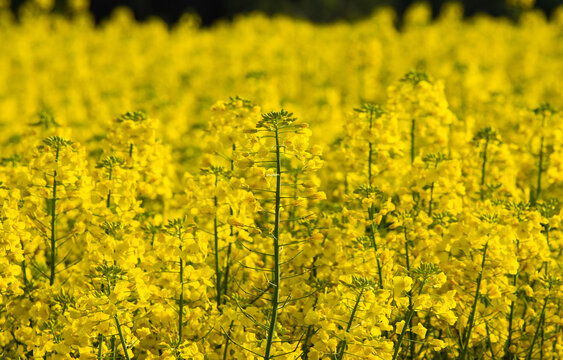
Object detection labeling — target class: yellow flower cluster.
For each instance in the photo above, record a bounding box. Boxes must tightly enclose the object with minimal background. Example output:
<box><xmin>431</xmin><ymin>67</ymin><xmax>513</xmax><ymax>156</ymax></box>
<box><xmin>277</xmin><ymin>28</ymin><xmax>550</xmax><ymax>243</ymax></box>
<box><xmin>0</xmin><ymin>1</ymin><xmax>562</xmax><ymax>359</ymax></box>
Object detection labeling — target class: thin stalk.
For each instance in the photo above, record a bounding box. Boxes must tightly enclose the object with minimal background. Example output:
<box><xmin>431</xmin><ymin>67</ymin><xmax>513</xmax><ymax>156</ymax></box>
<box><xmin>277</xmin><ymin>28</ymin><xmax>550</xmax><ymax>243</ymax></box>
<box><xmin>535</xmin><ymin>135</ymin><xmax>544</xmax><ymax>204</ymax></box>
<box><xmin>222</xmin><ymin>321</ymin><xmax>234</xmax><ymax>360</ymax></box>
<box><xmin>481</xmin><ymin>138</ymin><xmax>489</xmax><ymax>187</ymax></box>
<box><xmin>264</xmin><ymin>127</ymin><xmax>282</xmax><ymax>360</ymax></box>
<box><xmin>539</xmin><ymin>321</ymin><xmax>545</xmax><ymax>360</ymax></box>
<box><xmin>106</xmin><ymin>166</ymin><xmax>112</xmax><ymax>208</ymax></box>
<box><xmin>392</xmin><ymin>279</ymin><xmax>427</xmax><ymax>360</ymax></box>
<box><xmin>368</xmin><ymin>206</ymin><xmax>383</xmax><ymax>288</ymax></box>
<box><xmin>552</xmin><ymin>300</ymin><xmax>560</xmax><ymax>357</ymax></box>
<box><xmin>522</xmin><ymin>301</ymin><xmax>529</xmax><ymax>333</ymax></box>
<box><xmin>302</xmin><ymin>325</ymin><xmax>315</xmax><ymax>359</ymax></box>
<box><xmin>224</xmin><ymin>282</ymin><xmax>272</xmax><ymax>359</ymax></box>
<box><xmin>479</xmin><ymin>137</ymin><xmax>489</xmax><ymax>201</ymax></box>
<box><xmin>19</xmin><ymin>240</ymin><xmax>31</xmax><ymax>298</ymax></box>
<box><xmin>368</xmin><ymin>141</ymin><xmax>373</xmax><ymax>185</ymax></box>
<box><xmin>366</xmin><ymin>109</ymin><xmax>383</xmax><ymax>288</ymax></box>
<box><xmin>368</xmin><ymin>108</ymin><xmax>374</xmax><ymax>185</ymax></box>
<box><xmin>97</xmin><ymin>334</ymin><xmax>104</xmax><ymax>360</ymax></box>
<box><xmin>428</xmin><ymin>158</ymin><xmax>438</xmax><ymax>218</ymax></box>
<box><xmin>303</xmin><ymin>257</ymin><xmax>321</xmax><ymax>359</ymax></box>
<box><xmin>289</xmin><ymin>172</ymin><xmax>299</xmax><ymax>232</ymax></box>
<box><xmin>505</xmin><ymin>273</ymin><xmax>517</xmax><ymax>360</ymax></box>
<box><xmin>459</xmin><ymin>243</ymin><xmax>488</xmax><ymax>360</ymax></box>
<box><xmin>527</xmin><ymin>263</ymin><xmax>549</xmax><ymax>360</ymax></box>
<box><xmin>223</xmin><ymin>244</ymin><xmax>232</xmax><ymax>304</ymax></box>
<box><xmin>410</xmin><ymin>118</ymin><xmax>416</xmax><ymax>164</ymax></box>
<box><xmin>415</xmin><ymin>313</ymin><xmax>433</xmax><ymax>357</ymax></box>
<box><xmin>111</xmin><ymin>335</ymin><xmax>116</xmax><ymax>360</ymax></box>
<box><xmin>485</xmin><ymin>323</ymin><xmax>497</xmax><ymax>360</ymax></box>
<box><xmin>428</xmin><ymin>182</ymin><xmax>435</xmax><ymax>217</ymax></box>
<box><xmin>526</xmin><ymin>296</ymin><xmax>548</xmax><ymax>360</ymax></box>
<box><xmin>114</xmin><ymin>315</ymin><xmax>131</xmax><ymax>360</ymax></box>
<box><xmin>49</xmin><ymin>144</ymin><xmax>60</xmax><ymax>286</ymax></box>
<box><xmin>178</xmin><ymin>228</ymin><xmax>184</xmax><ymax>344</ymax></box>
<box><xmin>214</xmin><ymin>173</ymin><xmax>222</xmax><ymax>308</ymax></box>
<box><xmin>404</xmin><ymin>227</ymin><xmax>415</xmax><ymax>360</ymax></box>
<box><xmin>335</xmin><ymin>287</ymin><xmax>365</xmax><ymax>360</ymax></box>
<box><xmin>222</xmin><ymin>143</ymin><xmax>236</xmax><ymax>305</ymax></box>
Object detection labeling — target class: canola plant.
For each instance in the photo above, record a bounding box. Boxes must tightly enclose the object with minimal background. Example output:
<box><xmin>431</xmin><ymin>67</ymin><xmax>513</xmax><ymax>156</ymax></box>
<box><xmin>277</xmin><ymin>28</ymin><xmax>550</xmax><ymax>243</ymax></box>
<box><xmin>0</xmin><ymin>1</ymin><xmax>562</xmax><ymax>359</ymax></box>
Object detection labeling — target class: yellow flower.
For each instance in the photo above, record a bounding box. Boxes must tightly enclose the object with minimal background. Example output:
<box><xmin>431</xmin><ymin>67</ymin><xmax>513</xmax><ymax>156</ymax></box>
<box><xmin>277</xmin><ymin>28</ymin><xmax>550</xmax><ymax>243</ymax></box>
<box><xmin>412</xmin><ymin>323</ymin><xmax>427</xmax><ymax>338</ymax></box>
<box><xmin>395</xmin><ymin>320</ymin><xmax>405</xmax><ymax>334</ymax></box>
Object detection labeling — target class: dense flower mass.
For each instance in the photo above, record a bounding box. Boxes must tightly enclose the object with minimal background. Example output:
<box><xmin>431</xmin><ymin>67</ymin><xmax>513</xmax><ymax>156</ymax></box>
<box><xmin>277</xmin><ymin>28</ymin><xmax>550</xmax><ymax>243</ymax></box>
<box><xmin>0</xmin><ymin>1</ymin><xmax>562</xmax><ymax>359</ymax></box>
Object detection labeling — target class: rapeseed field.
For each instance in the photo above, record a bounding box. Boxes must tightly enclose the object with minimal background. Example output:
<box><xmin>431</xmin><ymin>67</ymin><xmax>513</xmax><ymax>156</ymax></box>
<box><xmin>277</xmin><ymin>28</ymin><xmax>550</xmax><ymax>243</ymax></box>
<box><xmin>0</xmin><ymin>1</ymin><xmax>562</xmax><ymax>359</ymax></box>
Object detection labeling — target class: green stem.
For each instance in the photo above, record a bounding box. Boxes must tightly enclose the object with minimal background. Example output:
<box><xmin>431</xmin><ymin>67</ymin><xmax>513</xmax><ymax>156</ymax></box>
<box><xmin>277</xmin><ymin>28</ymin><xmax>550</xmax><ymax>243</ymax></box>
<box><xmin>505</xmin><ymin>274</ymin><xmax>517</xmax><ymax>360</ymax></box>
<box><xmin>214</xmin><ymin>174</ymin><xmax>222</xmax><ymax>308</ymax></box>
<box><xmin>222</xmin><ymin>143</ymin><xmax>236</xmax><ymax>305</ymax></box>
<box><xmin>481</xmin><ymin>138</ymin><xmax>489</xmax><ymax>187</ymax></box>
<box><xmin>106</xmin><ymin>166</ymin><xmax>112</xmax><ymax>208</ymax></box>
<box><xmin>222</xmin><ymin>321</ymin><xmax>234</xmax><ymax>360</ymax></box>
<box><xmin>178</xmin><ymin>228</ymin><xmax>184</xmax><ymax>344</ymax></box>
<box><xmin>97</xmin><ymin>334</ymin><xmax>104</xmax><ymax>360</ymax></box>
<box><xmin>114</xmin><ymin>315</ymin><xmax>131</xmax><ymax>360</ymax></box>
<box><xmin>223</xmin><ymin>243</ymin><xmax>232</xmax><ymax>305</ymax></box>
<box><xmin>460</xmin><ymin>243</ymin><xmax>488</xmax><ymax>360</ymax></box>
<box><xmin>335</xmin><ymin>287</ymin><xmax>364</xmax><ymax>360</ymax></box>
<box><xmin>366</xmin><ymin>109</ymin><xmax>383</xmax><ymax>289</ymax></box>
<box><xmin>49</xmin><ymin>145</ymin><xmax>60</xmax><ymax>286</ymax></box>
<box><xmin>428</xmin><ymin>158</ymin><xmax>439</xmax><ymax>217</ymax></box>
<box><xmin>368</xmin><ymin>141</ymin><xmax>373</xmax><ymax>186</ymax></box>
<box><xmin>111</xmin><ymin>335</ymin><xmax>116</xmax><ymax>360</ymax></box>
<box><xmin>410</xmin><ymin>118</ymin><xmax>416</xmax><ymax>164</ymax></box>
<box><xmin>522</xmin><ymin>301</ymin><xmax>529</xmax><ymax>334</ymax></box>
<box><xmin>552</xmin><ymin>300</ymin><xmax>560</xmax><ymax>358</ymax></box>
<box><xmin>368</xmin><ymin>108</ymin><xmax>374</xmax><ymax>185</ymax></box>
<box><xmin>526</xmin><ymin>296</ymin><xmax>548</xmax><ymax>360</ymax></box>
<box><xmin>392</xmin><ymin>280</ymin><xmax>427</xmax><ymax>360</ymax></box>
<box><xmin>224</xmin><ymin>282</ymin><xmax>272</xmax><ymax>359</ymax></box>
<box><xmin>486</xmin><ymin>323</ymin><xmax>497</xmax><ymax>360</ymax></box>
<box><xmin>539</xmin><ymin>320</ymin><xmax>545</xmax><ymax>360</ymax></box>
<box><xmin>289</xmin><ymin>172</ymin><xmax>299</xmax><ymax>232</ymax></box>
<box><xmin>264</xmin><ymin>127</ymin><xmax>282</xmax><ymax>360</ymax></box>
<box><xmin>19</xmin><ymin>240</ymin><xmax>32</xmax><ymax>298</ymax></box>
<box><xmin>404</xmin><ymin>227</ymin><xmax>411</xmax><ymax>273</ymax></box>
<box><xmin>302</xmin><ymin>325</ymin><xmax>315</xmax><ymax>359</ymax></box>
<box><xmin>479</xmin><ymin>137</ymin><xmax>489</xmax><ymax>201</ymax></box>
<box><xmin>535</xmin><ymin>136</ymin><xmax>544</xmax><ymax>204</ymax></box>
<box><xmin>404</xmin><ymin>227</ymin><xmax>415</xmax><ymax>360</ymax></box>
<box><xmin>428</xmin><ymin>182</ymin><xmax>435</xmax><ymax>217</ymax></box>
<box><xmin>368</xmin><ymin>206</ymin><xmax>383</xmax><ymax>288</ymax></box>
<box><xmin>303</xmin><ymin>257</ymin><xmax>320</xmax><ymax>359</ymax></box>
